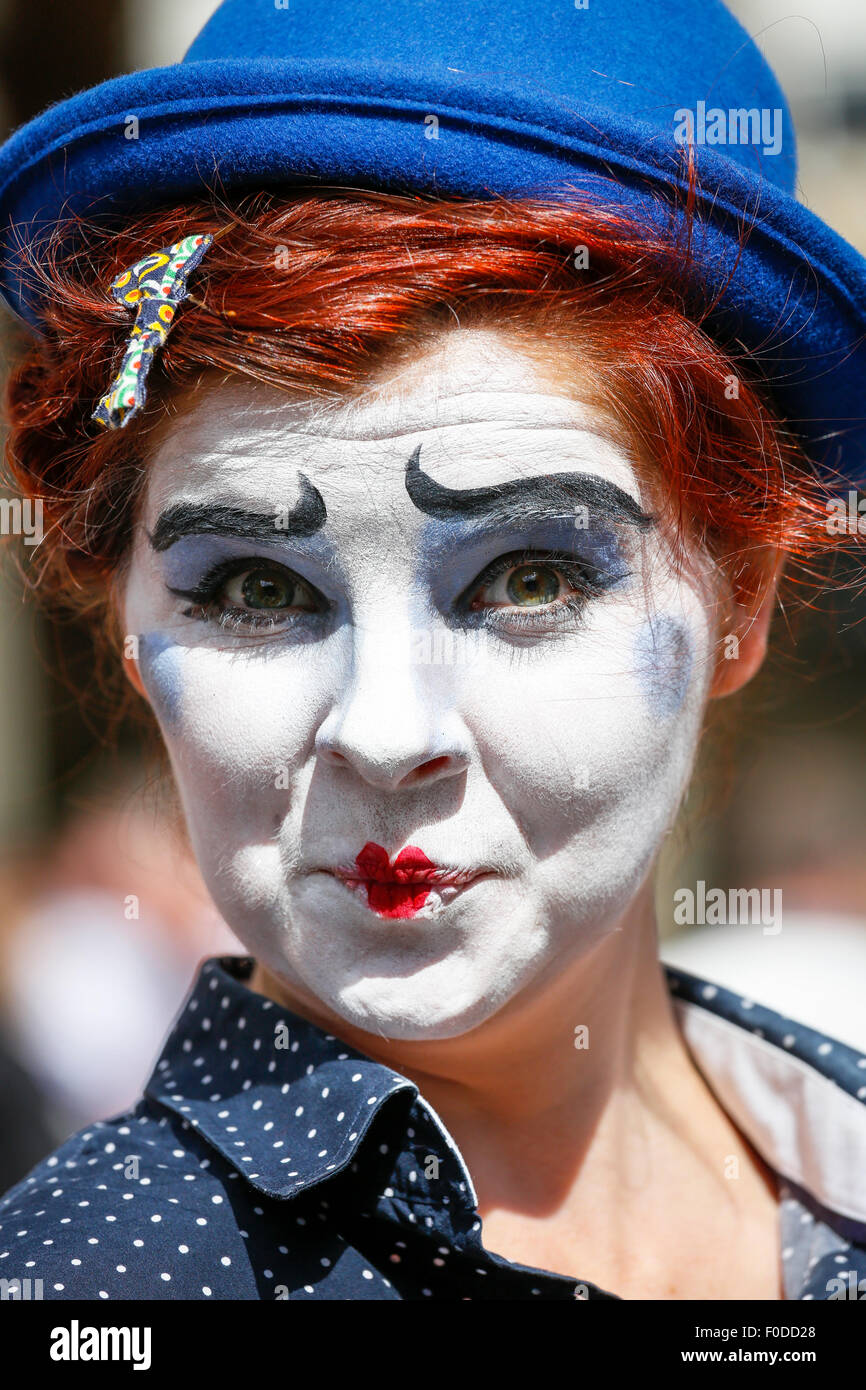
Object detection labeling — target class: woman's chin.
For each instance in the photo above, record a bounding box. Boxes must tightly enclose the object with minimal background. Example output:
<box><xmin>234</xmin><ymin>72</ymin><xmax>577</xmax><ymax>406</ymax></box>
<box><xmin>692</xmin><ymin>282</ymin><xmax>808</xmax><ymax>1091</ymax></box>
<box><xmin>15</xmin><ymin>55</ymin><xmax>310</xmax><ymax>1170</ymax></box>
<box><xmin>298</xmin><ymin>929</ymin><xmax>546</xmax><ymax>1042</ymax></box>
<box><xmin>326</xmin><ymin>980</ymin><xmax>508</xmax><ymax>1041</ymax></box>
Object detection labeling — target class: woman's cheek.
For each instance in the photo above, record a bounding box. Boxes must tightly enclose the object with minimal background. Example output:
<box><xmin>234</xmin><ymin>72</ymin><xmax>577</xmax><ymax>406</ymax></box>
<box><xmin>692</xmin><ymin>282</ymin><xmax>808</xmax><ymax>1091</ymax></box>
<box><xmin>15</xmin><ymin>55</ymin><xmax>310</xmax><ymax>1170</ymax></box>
<box><xmin>138</xmin><ymin>634</ymin><xmax>319</xmax><ymax>793</ymax></box>
<box><xmin>631</xmin><ymin>614</ymin><xmax>697</xmax><ymax>718</ymax></box>
<box><xmin>137</xmin><ymin>630</ymin><xmax>186</xmax><ymax>730</ymax></box>
<box><xmin>458</xmin><ymin>604</ymin><xmax>710</xmax><ymax>849</ymax></box>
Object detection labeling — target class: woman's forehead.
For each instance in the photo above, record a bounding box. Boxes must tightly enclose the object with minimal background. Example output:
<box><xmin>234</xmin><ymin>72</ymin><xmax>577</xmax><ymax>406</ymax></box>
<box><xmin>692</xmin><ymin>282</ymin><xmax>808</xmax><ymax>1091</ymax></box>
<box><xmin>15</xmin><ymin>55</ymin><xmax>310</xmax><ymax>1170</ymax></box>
<box><xmin>146</xmin><ymin>332</ymin><xmax>642</xmax><ymax>507</ymax></box>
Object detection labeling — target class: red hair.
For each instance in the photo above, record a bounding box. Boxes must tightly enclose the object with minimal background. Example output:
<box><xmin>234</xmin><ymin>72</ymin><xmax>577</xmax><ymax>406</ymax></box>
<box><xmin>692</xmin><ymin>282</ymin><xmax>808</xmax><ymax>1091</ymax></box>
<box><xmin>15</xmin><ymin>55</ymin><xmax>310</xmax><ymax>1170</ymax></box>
<box><xmin>1</xmin><ymin>184</ymin><xmax>858</xmax><ymax>637</ymax></box>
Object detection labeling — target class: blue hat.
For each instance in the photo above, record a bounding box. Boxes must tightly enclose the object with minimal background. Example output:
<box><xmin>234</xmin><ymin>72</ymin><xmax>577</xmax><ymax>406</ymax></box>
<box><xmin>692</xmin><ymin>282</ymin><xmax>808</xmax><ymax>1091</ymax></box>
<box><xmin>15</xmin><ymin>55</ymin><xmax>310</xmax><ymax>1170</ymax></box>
<box><xmin>0</xmin><ymin>0</ymin><xmax>864</xmax><ymax>483</ymax></box>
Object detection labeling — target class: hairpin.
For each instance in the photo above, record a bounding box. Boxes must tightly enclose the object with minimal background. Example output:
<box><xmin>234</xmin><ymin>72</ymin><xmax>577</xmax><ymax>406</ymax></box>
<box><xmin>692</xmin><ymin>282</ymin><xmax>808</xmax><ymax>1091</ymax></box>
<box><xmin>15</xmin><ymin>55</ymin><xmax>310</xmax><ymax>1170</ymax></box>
<box><xmin>91</xmin><ymin>232</ymin><xmax>214</xmax><ymax>431</ymax></box>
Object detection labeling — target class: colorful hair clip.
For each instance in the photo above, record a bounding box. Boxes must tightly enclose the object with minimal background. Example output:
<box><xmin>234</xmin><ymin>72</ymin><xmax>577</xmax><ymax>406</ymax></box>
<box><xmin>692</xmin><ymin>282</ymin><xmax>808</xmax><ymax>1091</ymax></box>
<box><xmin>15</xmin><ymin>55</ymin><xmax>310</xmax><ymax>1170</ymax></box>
<box><xmin>91</xmin><ymin>232</ymin><xmax>214</xmax><ymax>431</ymax></box>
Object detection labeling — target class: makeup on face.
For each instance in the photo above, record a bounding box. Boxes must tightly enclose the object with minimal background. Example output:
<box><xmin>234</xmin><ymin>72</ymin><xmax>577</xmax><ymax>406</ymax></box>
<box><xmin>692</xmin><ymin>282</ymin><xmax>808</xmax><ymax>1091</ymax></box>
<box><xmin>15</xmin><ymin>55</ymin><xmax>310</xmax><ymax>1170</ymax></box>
<box><xmin>148</xmin><ymin>473</ymin><xmax>328</xmax><ymax>551</ymax></box>
<box><xmin>329</xmin><ymin>841</ymin><xmax>494</xmax><ymax>919</ymax></box>
<box><xmin>633</xmin><ymin>615</ymin><xmax>696</xmax><ymax>718</ymax></box>
<box><xmin>407</xmin><ymin>440</ymin><xmax>648</xmax><ymax>619</ymax></box>
<box><xmin>137</xmin><ymin>630</ymin><xmax>185</xmax><ymax>728</ymax></box>
<box><xmin>146</xmin><ymin>438</ymin><xmax>653</xmax><ymax>647</ymax></box>
<box><xmin>123</xmin><ymin>333</ymin><xmax>715</xmax><ymax>1039</ymax></box>
<box><xmin>404</xmin><ymin>440</ymin><xmax>653</xmax><ymax>527</ymax></box>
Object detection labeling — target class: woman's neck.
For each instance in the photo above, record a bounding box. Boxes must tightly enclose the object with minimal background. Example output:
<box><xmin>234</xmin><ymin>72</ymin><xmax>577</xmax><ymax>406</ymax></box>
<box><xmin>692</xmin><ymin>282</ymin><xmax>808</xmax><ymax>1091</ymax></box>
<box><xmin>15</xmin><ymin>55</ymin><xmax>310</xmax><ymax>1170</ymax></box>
<box><xmin>248</xmin><ymin>883</ymin><xmax>782</xmax><ymax>1295</ymax></box>
<box><xmin>247</xmin><ymin>882</ymin><xmax>744</xmax><ymax>1191</ymax></box>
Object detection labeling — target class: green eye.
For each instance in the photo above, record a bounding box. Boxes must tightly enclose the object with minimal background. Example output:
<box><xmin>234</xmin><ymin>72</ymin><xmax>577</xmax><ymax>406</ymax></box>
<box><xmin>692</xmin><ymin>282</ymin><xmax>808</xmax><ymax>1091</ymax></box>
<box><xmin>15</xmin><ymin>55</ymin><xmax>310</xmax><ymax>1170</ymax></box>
<box><xmin>505</xmin><ymin>564</ymin><xmax>561</xmax><ymax>606</ymax></box>
<box><xmin>223</xmin><ymin>566</ymin><xmax>317</xmax><ymax>612</ymax></box>
<box><xmin>241</xmin><ymin>570</ymin><xmax>294</xmax><ymax>609</ymax></box>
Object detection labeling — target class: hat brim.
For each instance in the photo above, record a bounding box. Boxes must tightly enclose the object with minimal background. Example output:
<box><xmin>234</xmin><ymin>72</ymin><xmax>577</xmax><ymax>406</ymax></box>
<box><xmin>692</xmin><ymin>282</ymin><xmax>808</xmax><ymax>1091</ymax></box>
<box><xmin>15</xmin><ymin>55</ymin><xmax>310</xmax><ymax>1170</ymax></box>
<box><xmin>2</xmin><ymin>58</ymin><xmax>865</xmax><ymax>483</ymax></box>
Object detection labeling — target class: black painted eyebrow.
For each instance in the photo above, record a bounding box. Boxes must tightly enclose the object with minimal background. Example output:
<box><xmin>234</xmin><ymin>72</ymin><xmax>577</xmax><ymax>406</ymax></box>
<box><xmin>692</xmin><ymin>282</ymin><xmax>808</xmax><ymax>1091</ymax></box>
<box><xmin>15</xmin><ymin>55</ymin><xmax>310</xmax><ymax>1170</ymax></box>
<box><xmin>404</xmin><ymin>443</ymin><xmax>654</xmax><ymax>529</ymax></box>
<box><xmin>149</xmin><ymin>473</ymin><xmax>326</xmax><ymax>551</ymax></box>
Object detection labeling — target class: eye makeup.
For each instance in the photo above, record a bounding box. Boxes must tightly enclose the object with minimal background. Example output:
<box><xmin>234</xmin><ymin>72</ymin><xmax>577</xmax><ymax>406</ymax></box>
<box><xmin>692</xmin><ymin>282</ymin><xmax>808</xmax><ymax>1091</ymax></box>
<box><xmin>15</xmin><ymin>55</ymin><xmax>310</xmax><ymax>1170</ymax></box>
<box><xmin>156</xmin><ymin>514</ymin><xmax>636</xmax><ymax>642</ymax></box>
<box><xmin>423</xmin><ymin>512</ymin><xmax>637</xmax><ymax>614</ymax></box>
<box><xmin>154</xmin><ymin>530</ymin><xmax>333</xmax><ymax>593</ymax></box>
<box><xmin>152</xmin><ymin>447</ymin><xmax>645</xmax><ymax>645</ymax></box>
<box><xmin>456</xmin><ymin>546</ymin><xmax>616</xmax><ymax>636</ymax></box>
<box><xmin>148</xmin><ymin>474</ymin><xmax>327</xmax><ymax>551</ymax></box>
<box><xmin>404</xmin><ymin>441</ymin><xmax>654</xmax><ymax>532</ymax></box>
<box><xmin>405</xmin><ymin>440</ymin><xmax>648</xmax><ymax>611</ymax></box>
<box><xmin>166</xmin><ymin>554</ymin><xmax>329</xmax><ymax>637</ymax></box>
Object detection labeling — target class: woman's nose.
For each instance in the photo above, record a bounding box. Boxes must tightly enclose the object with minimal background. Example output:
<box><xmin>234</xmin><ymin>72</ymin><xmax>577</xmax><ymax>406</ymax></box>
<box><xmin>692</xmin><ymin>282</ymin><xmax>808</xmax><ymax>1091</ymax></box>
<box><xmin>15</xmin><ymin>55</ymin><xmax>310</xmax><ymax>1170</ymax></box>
<box><xmin>314</xmin><ymin>620</ymin><xmax>472</xmax><ymax>791</ymax></box>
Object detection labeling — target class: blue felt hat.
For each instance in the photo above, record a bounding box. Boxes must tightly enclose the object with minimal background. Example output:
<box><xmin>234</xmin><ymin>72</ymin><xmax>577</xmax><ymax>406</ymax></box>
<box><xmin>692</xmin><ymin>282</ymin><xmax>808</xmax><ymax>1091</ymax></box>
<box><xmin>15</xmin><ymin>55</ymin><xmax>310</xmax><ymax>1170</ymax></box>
<box><xmin>0</xmin><ymin>0</ymin><xmax>864</xmax><ymax>483</ymax></box>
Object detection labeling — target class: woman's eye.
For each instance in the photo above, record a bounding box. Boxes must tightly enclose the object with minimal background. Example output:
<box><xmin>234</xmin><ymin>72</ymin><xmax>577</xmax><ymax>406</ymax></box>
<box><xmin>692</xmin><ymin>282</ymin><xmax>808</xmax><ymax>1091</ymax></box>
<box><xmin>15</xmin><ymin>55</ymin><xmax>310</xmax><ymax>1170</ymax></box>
<box><xmin>173</xmin><ymin>561</ymin><xmax>326</xmax><ymax>631</ymax></box>
<box><xmin>503</xmin><ymin>563</ymin><xmax>562</xmax><ymax>607</ymax></box>
<box><xmin>221</xmin><ymin>566</ymin><xmax>318</xmax><ymax>612</ymax></box>
<box><xmin>472</xmin><ymin>560</ymin><xmax>570</xmax><ymax>610</ymax></box>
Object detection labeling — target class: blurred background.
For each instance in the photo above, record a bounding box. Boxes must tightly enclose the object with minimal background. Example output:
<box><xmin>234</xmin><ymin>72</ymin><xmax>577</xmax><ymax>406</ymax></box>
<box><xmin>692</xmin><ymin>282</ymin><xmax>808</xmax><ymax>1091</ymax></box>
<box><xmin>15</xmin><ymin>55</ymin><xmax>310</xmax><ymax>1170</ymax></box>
<box><xmin>0</xmin><ymin>0</ymin><xmax>864</xmax><ymax>1190</ymax></box>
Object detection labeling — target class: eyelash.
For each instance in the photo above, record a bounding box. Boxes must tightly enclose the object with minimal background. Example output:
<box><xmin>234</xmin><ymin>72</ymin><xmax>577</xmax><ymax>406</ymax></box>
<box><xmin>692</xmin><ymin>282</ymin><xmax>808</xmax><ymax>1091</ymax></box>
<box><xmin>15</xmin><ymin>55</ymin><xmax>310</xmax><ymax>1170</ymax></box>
<box><xmin>168</xmin><ymin>557</ymin><xmax>323</xmax><ymax>636</ymax></box>
<box><xmin>459</xmin><ymin>549</ymin><xmax>613</xmax><ymax>633</ymax></box>
<box><xmin>169</xmin><ymin>549</ymin><xmax>620</xmax><ymax>636</ymax></box>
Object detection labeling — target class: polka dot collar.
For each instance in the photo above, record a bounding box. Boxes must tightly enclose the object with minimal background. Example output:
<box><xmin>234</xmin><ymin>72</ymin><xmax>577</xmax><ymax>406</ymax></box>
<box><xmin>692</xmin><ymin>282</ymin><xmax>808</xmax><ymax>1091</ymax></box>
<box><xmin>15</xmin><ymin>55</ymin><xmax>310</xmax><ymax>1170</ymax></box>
<box><xmin>145</xmin><ymin>957</ymin><xmax>448</xmax><ymax>1203</ymax></box>
<box><xmin>3</xmin><ymin>953</ymin><xmax>866</xmax><ymax>1300</ymax></box>
<box><xmin>144</xmin><ymin>956</ymin><xmax>866</xmax><ymax>1235</ymax></box>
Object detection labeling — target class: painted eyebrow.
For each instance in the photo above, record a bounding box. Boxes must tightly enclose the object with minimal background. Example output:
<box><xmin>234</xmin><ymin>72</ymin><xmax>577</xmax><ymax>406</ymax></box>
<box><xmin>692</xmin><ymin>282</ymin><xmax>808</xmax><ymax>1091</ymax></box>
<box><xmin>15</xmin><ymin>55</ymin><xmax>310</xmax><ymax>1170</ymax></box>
<box><xmin>404</xmin><ymin>443</ymin><xmax>654</xmax><ymax>529</ymax></box>
<box><xmin>148</xmin><ymin>472</ymin><xmax>326</xmax><ymax>551</ymax></box>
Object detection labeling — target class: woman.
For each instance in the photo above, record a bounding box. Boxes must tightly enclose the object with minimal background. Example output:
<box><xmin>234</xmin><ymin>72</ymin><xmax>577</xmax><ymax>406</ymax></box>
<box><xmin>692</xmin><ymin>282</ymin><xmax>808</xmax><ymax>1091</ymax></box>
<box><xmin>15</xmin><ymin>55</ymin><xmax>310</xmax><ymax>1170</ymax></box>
<box><xmin>0</xmin><ymin>0</ymin><xmax>865</xmax><ymax>1302</ymax></box>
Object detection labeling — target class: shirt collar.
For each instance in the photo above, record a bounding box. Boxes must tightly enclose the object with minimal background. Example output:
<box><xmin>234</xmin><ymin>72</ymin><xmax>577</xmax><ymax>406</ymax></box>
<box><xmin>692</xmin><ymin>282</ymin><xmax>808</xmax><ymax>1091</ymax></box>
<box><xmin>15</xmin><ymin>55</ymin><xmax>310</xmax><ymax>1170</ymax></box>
<box><xmin>145</xmin><ymin>955</ymin><xmax>866</xmax><ymax>1236</ymax></box>
<box><xmin>668</xmin><ymin>966</ymin><xmax>866</xmax><ymax>1234</ymax></box>
<box><xmin>145</xmin><ymin>955</ymin><xmax>423</xmax><ymax>1200</ymax></box>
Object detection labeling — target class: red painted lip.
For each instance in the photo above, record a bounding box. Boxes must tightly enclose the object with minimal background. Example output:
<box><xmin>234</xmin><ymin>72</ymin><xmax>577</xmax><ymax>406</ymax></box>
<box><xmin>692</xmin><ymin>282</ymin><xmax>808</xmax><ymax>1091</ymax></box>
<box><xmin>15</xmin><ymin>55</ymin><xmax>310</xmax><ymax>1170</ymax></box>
<box><xmin>331</xmin><ymin>841</ymin><xmax>473</xmax><ymax>920</ymax></box>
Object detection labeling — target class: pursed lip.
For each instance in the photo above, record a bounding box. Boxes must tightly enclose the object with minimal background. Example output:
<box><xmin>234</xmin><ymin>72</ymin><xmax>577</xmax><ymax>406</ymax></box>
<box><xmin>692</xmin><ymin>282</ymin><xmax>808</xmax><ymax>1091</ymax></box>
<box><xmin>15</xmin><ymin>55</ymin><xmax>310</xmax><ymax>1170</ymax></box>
<box><xmin>325</xmin><ymin>841</ymin><xmax>490</xmax><ymax>919</ymax></box>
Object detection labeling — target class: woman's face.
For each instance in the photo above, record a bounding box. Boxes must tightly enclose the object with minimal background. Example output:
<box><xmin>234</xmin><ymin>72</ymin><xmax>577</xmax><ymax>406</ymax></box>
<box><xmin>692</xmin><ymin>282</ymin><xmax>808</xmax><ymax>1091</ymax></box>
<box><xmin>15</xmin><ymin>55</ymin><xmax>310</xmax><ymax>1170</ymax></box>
<box><xmin>122</xmin><ymin>328</ymin><xmax>719</xmax><ymax>1039</ymax></box>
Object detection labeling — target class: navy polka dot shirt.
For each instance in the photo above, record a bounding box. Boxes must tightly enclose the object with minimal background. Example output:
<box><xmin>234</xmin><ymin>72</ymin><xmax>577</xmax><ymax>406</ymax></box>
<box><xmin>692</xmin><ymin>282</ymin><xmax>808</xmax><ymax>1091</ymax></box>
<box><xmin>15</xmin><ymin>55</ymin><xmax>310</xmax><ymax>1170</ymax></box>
<box><xmin>2</xmin><ymin>955</ymin><xmax>865</xmax><ymax>1300</ymax></box>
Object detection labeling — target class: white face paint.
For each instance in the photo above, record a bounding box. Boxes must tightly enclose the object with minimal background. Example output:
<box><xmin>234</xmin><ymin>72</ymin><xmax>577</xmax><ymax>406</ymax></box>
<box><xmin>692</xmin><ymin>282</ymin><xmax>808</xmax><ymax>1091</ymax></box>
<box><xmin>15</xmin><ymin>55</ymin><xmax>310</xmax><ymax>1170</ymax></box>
<box><xmin>122</xmin><ymin>329</ymin><xmax>717</xmax><ymax>1040</ymax></box>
